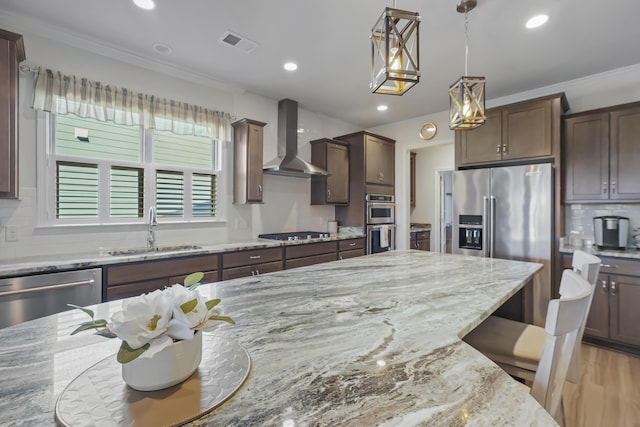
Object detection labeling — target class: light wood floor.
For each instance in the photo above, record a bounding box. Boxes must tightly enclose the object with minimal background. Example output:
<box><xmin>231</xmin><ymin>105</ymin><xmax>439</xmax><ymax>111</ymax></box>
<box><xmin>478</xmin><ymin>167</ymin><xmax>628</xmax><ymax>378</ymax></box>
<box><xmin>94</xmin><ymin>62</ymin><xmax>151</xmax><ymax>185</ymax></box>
<box><xmin>562</xmin><ymin>343</ymin><xmax>640</xmax><ymax>427</ymax></box>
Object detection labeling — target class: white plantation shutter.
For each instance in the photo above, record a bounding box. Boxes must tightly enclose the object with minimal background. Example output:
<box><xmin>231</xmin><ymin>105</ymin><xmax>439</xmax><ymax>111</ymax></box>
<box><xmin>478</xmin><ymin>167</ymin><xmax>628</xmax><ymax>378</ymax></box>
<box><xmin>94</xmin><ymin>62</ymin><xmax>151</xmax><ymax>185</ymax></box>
<box><xmin>156</xmin><ymin>170</ymin><xmax>184</xmax><ymax>217</ymax></box>
<box><xmin>56</xmin><ymin>162</ymin><xmax>99</xmax><ymax>219</ymax></box>
<box><xmin>192</xmin><ymin>173</ymin><xmax>216</xmax><ymax>217</ymax></box>
<box><xmin>110</xmin><ymin>167</ymin><xmax>144</xmax><ymax>218</ymax></box>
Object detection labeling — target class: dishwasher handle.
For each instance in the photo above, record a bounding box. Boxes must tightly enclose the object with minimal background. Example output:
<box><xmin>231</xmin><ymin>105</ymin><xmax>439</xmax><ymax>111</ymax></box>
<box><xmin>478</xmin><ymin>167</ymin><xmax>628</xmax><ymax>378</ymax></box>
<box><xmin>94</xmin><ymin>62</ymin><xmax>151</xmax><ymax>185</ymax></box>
<box><xmin>0</xmin><ymin>279</ymin><xmax>96</xmax><ymax>298</ymax></box>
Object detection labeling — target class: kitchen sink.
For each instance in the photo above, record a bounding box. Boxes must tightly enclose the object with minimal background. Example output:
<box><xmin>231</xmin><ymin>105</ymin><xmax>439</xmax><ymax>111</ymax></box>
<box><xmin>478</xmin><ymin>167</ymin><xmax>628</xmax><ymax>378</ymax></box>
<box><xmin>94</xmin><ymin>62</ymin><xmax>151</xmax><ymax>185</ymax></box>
<box><xmin>107</xmin><ymin>245</ymin><xmax>202</xmax><ymax>256</ymax></box>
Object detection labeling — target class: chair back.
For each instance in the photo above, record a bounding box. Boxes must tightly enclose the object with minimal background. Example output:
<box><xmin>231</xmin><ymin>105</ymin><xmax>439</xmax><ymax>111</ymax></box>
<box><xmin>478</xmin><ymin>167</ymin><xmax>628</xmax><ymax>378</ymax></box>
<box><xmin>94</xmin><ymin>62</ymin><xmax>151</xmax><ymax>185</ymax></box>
<box><xmin>530</xmin><ymin>269</ymin><xmax>592</xmax><ymax>418</ymax></box>
<box><xmin>565</xmin><ymin>250</ymin><xmax>601</xmax><ymax>383</ymax></box>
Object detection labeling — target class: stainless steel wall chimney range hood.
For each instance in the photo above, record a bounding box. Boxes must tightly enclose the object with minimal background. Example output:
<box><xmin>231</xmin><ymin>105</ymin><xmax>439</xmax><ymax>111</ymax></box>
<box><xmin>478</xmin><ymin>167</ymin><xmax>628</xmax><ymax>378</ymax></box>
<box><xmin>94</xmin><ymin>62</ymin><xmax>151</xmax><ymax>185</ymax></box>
<box><xmin>263</xmin><ymin>99</ymin><xmax>328</xmax><ymax>178</ymax></box>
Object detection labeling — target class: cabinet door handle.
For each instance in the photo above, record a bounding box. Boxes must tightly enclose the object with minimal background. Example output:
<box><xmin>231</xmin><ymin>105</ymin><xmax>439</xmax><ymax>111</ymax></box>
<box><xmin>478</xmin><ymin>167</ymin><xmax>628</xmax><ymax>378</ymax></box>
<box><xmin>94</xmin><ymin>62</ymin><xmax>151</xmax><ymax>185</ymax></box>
<box><xmin>496</xmin><ymin>145</ymin><xmax>501</xmax><ymax>154</ymax></box>
<box><xmin>610</xmin><ymin>281</ymin><xmax>617</xmax><ymax>295</ymax></box>
<box><xmin>255</xmin><ymin>269</ymin><xmax>260</xmax><ymax>275</ymax></box>
<box><xmin>502</xmin><ymin>144</ymin><xmax>507</xmax><ymax>154</ymax></box>
<box><xmin>600</xmin><ymin>263</ymin><xmax>618</xmax><ymax>269</ymax></box>
<box><xmin>249</xmin><ymin>255</ymin><xmax>261</xmax><ymax>260</ymax></box>
<box><xmin>327</xmin><ymin>189</ymin><xmax>331</xmax><ymax>198</ymax></box>
<box><xmin>250</xmin><ymin>270</ymin><xmax>255</xmax><ymax>276</ymax></box>
<box><xmin>611</xmin><ymin>182</ymin><xmax>616</xmax><ymax>194</ymax></box>
<box><xmin>603</xmin><ymin>182</ymin><xmax>608</xmax><ymax>194</ymax></box>
<box><xmin>601</xmin><ymin>280</ymin><xmax>608</xmax><ymax>292</ymax></box>
<box><xmin>349</xmin><ymin>242</ymin><xmax>356</xmax><ymax>247</ymax></box>
<box><xmin>258</xmin><ymin>184</ymin><xmax>262</xmax><ymax>194</ymax></box>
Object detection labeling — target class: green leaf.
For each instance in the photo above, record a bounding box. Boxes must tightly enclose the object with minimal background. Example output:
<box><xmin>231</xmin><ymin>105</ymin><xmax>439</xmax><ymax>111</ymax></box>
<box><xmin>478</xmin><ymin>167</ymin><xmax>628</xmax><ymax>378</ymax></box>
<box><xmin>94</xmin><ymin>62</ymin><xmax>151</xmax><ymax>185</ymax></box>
<box><xmin>180</xmin><ymin>298</ymin><xmax>198</xmax><ymax>314</ymax></box>
<box><xmin>205</xmin><ymin>299</ymin><xmax>221</xmax><ymax>310</ymax></box>
<box><xmin>95</xmin><ymin>329</ymin><xmax>117</xmax><ymax>339</ymax></box>
<box><xmin>208</xmin><ymin>315</ymin><xmax>235</xmax><ymax>325</ymax></box>
<box><xmin>70</xmin><ymin>319</ymin><xmax>108</xmax><ymax>335</ymax></box>
<box><xmin>117</xmin><ymin>341</ymin><xmax>150</xmax><ymax>364</ymax></box>
<box><xmin>183</xmin><ymin>272</ymin><xmax>204</xmax><ymax>288</ymax></box>
<box><xmin>67</xmin><ymin>304</ymin><xmax>94</xmax><ymax>319</ymax></box>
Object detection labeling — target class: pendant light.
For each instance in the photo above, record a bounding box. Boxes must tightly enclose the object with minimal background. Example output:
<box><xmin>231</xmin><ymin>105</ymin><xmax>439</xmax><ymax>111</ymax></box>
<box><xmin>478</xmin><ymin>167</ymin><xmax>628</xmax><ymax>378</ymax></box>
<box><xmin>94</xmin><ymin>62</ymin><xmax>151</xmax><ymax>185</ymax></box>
<box><xmin>449</xmin><ymin>0</ymin><xmax>486</xmax><ymax>130</ymax></box>
<box><xmin>370</xmin><ymin>1</ymin><xmax>421</xmax><ymax>96</ymax></box>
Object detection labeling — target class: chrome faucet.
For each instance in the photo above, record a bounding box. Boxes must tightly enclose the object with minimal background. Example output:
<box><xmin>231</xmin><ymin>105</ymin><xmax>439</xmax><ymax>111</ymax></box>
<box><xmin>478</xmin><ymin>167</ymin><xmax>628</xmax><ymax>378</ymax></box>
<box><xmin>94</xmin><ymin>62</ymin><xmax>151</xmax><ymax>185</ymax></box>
<box><xmin>147</xmin><ymin>206</ymin><xmax>158</xmax><ymax>250</ymax></box>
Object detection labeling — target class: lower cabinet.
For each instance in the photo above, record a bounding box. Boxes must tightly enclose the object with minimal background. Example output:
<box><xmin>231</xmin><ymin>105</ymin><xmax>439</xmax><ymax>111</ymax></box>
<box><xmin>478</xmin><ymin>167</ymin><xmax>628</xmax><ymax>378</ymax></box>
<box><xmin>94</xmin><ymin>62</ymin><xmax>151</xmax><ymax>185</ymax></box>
<box><xmin>285</xmin><ymin>241</ymin><xmax>338</xmax><ymax>269</ymax></box>
<box><xmin>410</xmin><ymin>231</ymin><xmax>430</xmax><ymax>251</ymax></box>
<box><xmin>105</xmin><ymin>254</ymin><xmax>220</xmax><ymax>301</ymax></box>
<box><xmin>562</xmin><ymin>254</ymin><xmax>640</xmax><ymax>351</ymax></box>
<box><xmin>338</xmin><ymin>238</ymin><xmax>366</xmax><ymax>259</ymax></box>
<box><xmin>221</xmin><ymin>247</ymin><xmax>283</xmax><ymax>281</ymax></box>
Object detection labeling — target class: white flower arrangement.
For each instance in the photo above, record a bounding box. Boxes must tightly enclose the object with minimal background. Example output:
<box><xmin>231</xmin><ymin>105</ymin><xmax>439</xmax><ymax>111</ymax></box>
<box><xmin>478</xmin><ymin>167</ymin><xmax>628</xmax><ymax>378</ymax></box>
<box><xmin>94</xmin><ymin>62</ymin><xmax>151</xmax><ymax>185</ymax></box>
<box><xmin>70</xmin><ymin>272</ymin><xmax>234</xmax><ymax>363</ymax></box>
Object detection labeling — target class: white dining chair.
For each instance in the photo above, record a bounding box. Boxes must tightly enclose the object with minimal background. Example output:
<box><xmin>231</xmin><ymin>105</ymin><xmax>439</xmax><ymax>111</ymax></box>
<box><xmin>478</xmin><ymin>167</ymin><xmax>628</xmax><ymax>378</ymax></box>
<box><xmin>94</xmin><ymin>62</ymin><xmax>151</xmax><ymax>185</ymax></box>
<box><xmin>463</xmin><ymin>250</ymin><xmax>600</xmax><ymax>384</ymax></box>
<box><xmin>528</xmin><ymin>269</ymin><xmax>593</xmax><ymax>419</ymax></box>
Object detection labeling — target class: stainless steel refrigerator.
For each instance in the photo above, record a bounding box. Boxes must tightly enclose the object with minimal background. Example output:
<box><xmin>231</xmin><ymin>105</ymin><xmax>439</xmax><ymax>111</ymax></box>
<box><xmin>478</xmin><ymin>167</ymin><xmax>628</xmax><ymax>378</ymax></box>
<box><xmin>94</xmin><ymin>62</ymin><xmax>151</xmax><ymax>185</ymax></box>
<box><xmin>453</xmin><ymin>163</ymin><xmax>553</xmax><ymax>327</ymax></box>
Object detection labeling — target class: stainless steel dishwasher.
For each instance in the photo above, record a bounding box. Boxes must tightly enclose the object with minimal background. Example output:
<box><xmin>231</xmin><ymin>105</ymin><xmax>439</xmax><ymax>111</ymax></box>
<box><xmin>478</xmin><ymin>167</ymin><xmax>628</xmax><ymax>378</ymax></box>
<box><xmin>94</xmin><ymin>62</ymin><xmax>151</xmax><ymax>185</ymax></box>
<box><xmin>0</xmin><ymin>268</ymin><xmax>102</xmax><ymax>329</ymax></box>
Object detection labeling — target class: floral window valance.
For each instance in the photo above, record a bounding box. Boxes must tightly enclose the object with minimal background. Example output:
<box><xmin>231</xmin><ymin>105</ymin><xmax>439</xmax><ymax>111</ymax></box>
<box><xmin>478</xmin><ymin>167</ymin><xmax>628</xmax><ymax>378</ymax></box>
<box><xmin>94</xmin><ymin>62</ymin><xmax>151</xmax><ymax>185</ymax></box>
<box><xmin>32</xmin><ymin>68</ymin><xmax>233</xmax><ymax>141</ymax></box>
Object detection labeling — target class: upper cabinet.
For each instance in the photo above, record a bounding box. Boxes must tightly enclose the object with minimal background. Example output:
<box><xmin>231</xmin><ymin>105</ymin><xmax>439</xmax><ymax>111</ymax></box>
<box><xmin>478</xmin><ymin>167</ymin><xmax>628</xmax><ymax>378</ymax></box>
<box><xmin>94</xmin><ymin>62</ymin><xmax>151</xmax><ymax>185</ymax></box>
<box><xmin>455</xmin><ymin>93</ymin><xmax>568</xmax><ymax>168</ymax></box>
<box><xmin>0</xmin><ymin>29</ymin><xmax>25</xmax><ymax>199</ymax></box>
<box><xmin>310</xmin><ymin>138</ymin><xmax>349</xmax><ymax>205</ymax></box>
<box><xmin>364</xmin><ymin>134</ymin><xmax>395</xmax><ymax>187</ymax></box>
<box><xmin>563</xmin><ymin>103</ymin><xmax>640</xmax><ymax>203</ymax></box>
<box><xmin>232</xmin><ymin>118</ymin><xmax>267</xmax><ymax>204</ymax></box>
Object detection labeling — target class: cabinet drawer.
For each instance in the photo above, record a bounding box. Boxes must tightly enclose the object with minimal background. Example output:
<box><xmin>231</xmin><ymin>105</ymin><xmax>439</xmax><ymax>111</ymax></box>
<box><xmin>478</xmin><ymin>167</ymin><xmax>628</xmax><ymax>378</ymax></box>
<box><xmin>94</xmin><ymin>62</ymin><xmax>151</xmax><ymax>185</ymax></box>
<box><xmin>106</xmin><ymin>278</ymin><xmax>168</xmax><ymax>301</ymax></box>
<box><xmin>562</xmin><ymin>253</ymin><xmax>639</xmax><ymax>276</ymax></box>
<box><xmin>339</xmin><ymin>248</ymin><xmax>366</xmax><ymax>260</ymax></box>
<box><xmin>338</xmin><ymin>238</ymin><xmax>365</xmax><ymax>252</ymax></box>
<box><xmin>414</xmin><ymin>231</ymin><xmax>430</xmax><ymax>240</ymax></box>
<box><xmin>599</xmin><ymin>256</ymin><xmax>640</xmax><ymax>276</ymax></box>
<box><xmin>285</xmin><ymin>241</ymin><xmax>337</xmax><ymax>259</ymax></box>
<box><xmin>223</xmin><ymin>247</ymin><xmax>282</xmax><ymax>269</ymax></box>
<box><xmin>286</xmin><ymin>253</ymin><xmax>337</xmax><ymax>269</ymax></box>
<box><xmin>222</xmin><ymin>261</ymin><xmax>283</xmax><ymax>281</ymax></box>
<box><xmin>106</xmin><ymin>254</ymin><xmax>220</xmax><ymax>286</ymax></box>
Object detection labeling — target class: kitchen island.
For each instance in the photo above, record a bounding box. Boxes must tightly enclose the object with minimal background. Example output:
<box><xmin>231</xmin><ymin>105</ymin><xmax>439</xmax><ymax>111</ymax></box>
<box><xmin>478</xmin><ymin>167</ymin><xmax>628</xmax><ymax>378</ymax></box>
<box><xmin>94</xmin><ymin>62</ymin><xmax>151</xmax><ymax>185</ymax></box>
<box><xmin>0</xmin><ymin>251</ymin><xmax>556</xmax><ymax>426</ymax></box>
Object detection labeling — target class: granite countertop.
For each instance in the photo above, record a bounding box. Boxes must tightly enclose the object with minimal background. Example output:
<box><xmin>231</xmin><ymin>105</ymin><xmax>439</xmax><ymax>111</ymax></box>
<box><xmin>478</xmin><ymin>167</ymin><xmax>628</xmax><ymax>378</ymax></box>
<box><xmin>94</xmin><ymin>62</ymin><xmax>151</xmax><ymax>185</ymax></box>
<box><xmin>559</xmin><ymin>244</ymin><xmax>640</xmax><ymax>260</ymax></box>
<box><xmin>410</xmin><ymin>223</ymin><xmax>431</xmax><ymax>232</ymax></box>
<box><xmin>0</xmin><ymin>232</ymin><xmax>365</xmax><ymax>278</ymax></box>
<box><xmin>0</xmin><ymin>251</ymin><xmax>556</xmax><ymax>426</ymax></box>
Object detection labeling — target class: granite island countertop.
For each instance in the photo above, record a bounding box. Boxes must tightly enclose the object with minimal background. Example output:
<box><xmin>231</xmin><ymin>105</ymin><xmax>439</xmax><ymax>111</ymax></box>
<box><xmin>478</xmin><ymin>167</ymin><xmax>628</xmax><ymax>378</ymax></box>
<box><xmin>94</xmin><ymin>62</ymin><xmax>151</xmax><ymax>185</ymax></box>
<box><xmin>0</xmin><ymin>232</ymin><xmax>365</xmax><ymax>278</ymax></box>
<box><xmin>0</xmin><ymin>251</ymin><xmax>556</xmax><ymax>426</ymax></box>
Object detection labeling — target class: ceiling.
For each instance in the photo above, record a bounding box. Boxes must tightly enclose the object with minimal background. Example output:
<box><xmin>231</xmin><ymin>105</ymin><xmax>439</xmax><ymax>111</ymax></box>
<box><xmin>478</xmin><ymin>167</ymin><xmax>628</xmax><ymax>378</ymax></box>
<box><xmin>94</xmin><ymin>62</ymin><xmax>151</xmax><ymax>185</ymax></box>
<box><xmin>1</xmin><ymin>0</ymin><xmax>640</xmax><ymax>128</ymax></box>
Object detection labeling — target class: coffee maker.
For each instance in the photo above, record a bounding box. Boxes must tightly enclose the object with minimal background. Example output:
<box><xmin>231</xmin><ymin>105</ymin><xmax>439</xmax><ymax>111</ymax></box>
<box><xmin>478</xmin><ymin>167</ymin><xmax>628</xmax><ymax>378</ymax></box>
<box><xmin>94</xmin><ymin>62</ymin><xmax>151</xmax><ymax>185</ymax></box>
<box><xmin>593</xmin><ymin>216</ymin><xmax>629</xmax><ymax>250</ymax></box>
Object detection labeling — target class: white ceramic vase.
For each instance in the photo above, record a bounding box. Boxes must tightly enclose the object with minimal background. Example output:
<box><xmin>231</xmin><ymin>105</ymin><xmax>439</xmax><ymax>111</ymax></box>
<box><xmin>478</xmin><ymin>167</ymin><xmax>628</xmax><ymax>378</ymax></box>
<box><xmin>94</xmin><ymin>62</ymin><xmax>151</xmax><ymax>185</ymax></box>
<box><xmin>121</xmin><ymin>330</ymin><xmax>203</xmax><ymax>391</ymax></box>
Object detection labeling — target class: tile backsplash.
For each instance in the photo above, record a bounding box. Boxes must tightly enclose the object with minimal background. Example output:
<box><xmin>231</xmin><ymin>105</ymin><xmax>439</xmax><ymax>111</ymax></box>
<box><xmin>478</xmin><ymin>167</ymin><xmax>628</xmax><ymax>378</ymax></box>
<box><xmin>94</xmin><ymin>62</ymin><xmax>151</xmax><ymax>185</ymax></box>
<box><xmin>565</xmin><ymin>203</ymin><xmax>640</xmax><ymax>246</ymax></box>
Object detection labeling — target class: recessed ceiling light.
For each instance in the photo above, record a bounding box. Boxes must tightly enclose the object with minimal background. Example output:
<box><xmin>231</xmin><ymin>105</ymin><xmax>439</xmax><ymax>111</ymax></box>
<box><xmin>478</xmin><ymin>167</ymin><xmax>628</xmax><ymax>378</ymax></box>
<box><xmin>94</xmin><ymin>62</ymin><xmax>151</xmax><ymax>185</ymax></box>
<box><xmin>152</xmin><ymin>43</ymin><xmax>172</xmax><ymax>54</ymax></box>
<box><xmin>133</xmin><ymin>0</ymin><xmax>155</xmax><ymax>10</ymax></box>
<box><xmin>377</xmin><ymin>105</ymin><xmax>388</xmax><ymax>111</ymax></box>
<box><xmin>526</xmin><ymin>14</ymin><xmax>549</xmax><ymax>29</ymax></box>
<box><xmin>284</xmin><ymin>62</ymin><xmax>298</xmax><ymax>71</ymax></box>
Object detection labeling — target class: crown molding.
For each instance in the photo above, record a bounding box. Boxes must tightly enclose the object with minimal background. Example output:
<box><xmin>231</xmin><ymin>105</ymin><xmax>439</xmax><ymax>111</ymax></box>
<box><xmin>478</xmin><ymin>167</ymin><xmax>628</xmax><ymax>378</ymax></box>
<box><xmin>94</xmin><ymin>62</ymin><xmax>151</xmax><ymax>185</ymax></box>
<box><xmin>0</xmin><ymin>9</ymin><xmax>246</xmax><ymax>95</ymax></box>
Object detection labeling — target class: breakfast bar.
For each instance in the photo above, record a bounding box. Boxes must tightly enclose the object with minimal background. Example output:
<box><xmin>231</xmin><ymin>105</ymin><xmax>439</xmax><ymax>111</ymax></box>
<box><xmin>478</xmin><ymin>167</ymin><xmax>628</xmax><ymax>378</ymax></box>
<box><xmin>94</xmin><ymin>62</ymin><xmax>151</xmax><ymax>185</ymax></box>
<box><xmin>0</xmin><ymin>251</ymin><xmax>556</xmax><ymax>426</ymax></box>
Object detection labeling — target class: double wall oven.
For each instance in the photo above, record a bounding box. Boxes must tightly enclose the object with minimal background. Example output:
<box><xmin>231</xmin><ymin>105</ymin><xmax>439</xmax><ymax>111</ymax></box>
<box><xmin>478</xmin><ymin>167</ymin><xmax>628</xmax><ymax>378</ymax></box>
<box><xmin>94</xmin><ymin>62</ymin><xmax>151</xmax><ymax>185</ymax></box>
<box><xmin>366</xmin><ymin>194</ymin><xmax>396</xmax><ymax>254</ymax></box>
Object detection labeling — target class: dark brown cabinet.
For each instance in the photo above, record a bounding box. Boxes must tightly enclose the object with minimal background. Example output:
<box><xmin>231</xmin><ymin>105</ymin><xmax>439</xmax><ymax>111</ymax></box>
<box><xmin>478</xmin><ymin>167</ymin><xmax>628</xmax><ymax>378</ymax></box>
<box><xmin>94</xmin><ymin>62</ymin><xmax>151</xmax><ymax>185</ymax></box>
<box><xmin>0</xmin><ymin>29</ymin><xmax>25</xmax><ymax>199</ymax></box>
<box><xmin>334</xmin><ymin>131</ymin><xmax>395</xmax><ymax>228</ymax></box>
<box><xmin>221</xmin><ymin>247</ymin><xmax>283</xmax><ymax>281</ymax></box>
<box><xmin>456</xmin><ymin>93</ymin><xmax>567</xmax><ymax>168</ymax></box>
<box><xmin>104</xmin><ymin>254</ymin><xmax>220</xmax><ymax>301</ymax></box>
<box><xmin>562</xmin><ymin>254</ymin><xmax>640</xmax><ymax>351</ymax></box>
<box><xmin>410</xmin><ymin>152</ymin><xmax>416</xmax><ymax>208</ymax></box>
<box><xmin>410</xmin><ymin>231</ymin><xmax>430</xmax><ymax>251</ymax></box>
<box><xmin>232</xmin><ymin>119</ymin><xmax>267</xmax><ymax>204</ymax></box>
<box><xmin>285</xmin><ymin>241</ymin><xmax>338</xmax><ymax>269</ymax></box>
<box><xmin>338</xmin><ymin>238</ymin><xmax>366</xmax><ymax>259</ymax></box>
<box><xmin>365</xmin><ymin>134</ymin><xmax>394</xmax><ymax>187</ymax></box>
<box><xmin>563</xmin><ymin>103</ymin><xmax>640</xmax><ymax>202</ymax></box>
<box><xmin>310</xmin><ymin>138</ymin><xmax>349</xmax><ymax>205</ymax></box>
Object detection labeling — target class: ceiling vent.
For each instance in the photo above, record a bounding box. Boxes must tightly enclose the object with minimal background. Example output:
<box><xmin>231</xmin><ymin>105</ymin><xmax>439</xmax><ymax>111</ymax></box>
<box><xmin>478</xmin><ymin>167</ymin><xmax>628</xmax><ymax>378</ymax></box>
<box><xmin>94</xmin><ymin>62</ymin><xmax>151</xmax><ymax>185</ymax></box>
<box><xmin>219</xmin><ymin>31</ymin><xmax>258</xmax><ymax>54</ymax></box>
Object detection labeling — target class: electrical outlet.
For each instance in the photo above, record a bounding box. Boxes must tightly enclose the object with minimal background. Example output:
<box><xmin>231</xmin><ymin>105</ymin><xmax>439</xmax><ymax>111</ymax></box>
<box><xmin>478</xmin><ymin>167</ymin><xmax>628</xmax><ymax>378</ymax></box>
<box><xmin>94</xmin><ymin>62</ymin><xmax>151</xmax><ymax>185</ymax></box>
<box><xmin>6</xmin><ymin>225</ymin><xmax>20</xmax><ymax>242</ymax></box>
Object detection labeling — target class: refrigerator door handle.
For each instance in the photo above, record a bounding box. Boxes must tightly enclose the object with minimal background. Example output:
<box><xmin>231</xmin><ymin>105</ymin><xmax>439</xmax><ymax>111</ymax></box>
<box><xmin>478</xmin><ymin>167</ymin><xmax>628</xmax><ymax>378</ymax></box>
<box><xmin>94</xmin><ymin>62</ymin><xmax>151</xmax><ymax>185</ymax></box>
<box><xmin>483</xmin><ymin>196</ymin><xmax>490</xmax><ymax>258</ymax></box>
<box><xmin>489</xmin><ymin>196</ymin><xmax>497</xmax><ymax>258</ymax></box>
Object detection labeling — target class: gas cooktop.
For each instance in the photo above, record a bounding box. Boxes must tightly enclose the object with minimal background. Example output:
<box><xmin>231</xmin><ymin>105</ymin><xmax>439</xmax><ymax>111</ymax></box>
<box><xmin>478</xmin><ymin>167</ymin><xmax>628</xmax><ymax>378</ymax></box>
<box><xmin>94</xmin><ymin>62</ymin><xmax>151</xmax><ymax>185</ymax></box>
<box><xmin>258</xmin><ymin>231</ymin><xmax>330</xmax><ymax>241</ymax></box>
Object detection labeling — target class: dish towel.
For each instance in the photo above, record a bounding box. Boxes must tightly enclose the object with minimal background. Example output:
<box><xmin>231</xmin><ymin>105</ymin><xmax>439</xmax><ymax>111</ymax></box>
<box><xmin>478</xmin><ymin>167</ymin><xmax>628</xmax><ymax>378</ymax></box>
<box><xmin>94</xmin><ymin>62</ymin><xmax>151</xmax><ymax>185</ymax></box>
<box><xmin>380</xmin><ymin>225</ymin><xmax>389</xmax><ymax>248</ymax></box>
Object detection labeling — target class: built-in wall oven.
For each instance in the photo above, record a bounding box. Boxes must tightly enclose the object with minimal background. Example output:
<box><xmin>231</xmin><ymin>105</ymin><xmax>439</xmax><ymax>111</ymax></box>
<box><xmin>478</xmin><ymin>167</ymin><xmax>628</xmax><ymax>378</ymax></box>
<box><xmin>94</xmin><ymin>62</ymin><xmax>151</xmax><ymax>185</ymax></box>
<box><xmin>366</xmin><ymin>194</ymin><xmax>396</xmax><ymax>254</ymax></box>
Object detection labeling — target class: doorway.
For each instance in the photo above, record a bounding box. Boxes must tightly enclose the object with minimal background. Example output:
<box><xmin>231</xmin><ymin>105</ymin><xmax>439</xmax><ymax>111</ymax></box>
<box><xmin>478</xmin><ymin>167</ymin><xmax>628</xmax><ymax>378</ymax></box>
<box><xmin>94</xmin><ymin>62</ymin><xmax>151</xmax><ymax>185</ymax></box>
<box><xmin>439</xmin><ymin>170</ymin><xmax>453</xmax><ymax>253</ymax></box>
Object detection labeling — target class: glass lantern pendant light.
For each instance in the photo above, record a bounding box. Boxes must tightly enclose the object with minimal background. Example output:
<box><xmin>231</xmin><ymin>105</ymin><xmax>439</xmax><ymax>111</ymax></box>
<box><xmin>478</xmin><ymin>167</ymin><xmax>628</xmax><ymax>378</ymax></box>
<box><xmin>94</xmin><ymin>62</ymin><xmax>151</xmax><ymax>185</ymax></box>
<box><xmin>449</xmin><ymin>0</ymin><xmax>486</xmax><ymax>130</ymax></box>
<box><xmin>370</xmin><ymin>1</ymin><xmax>421</xmax><ymax>96</ymax></box>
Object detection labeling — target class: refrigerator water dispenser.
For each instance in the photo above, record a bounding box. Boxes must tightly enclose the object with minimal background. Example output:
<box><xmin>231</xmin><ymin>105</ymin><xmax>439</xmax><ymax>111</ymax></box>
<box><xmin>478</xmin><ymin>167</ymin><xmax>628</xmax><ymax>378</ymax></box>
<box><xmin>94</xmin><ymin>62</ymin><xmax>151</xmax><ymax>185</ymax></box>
<box><xmin>458</xmin><ymin>215</ymin><xmax>483</xmax><ymax>250</ymax></box>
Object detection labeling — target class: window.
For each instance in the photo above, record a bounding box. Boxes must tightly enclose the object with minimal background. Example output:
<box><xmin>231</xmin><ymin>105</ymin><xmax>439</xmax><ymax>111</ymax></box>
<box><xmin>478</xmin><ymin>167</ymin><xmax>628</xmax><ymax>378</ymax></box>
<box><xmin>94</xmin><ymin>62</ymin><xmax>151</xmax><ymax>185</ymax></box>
<box><xmin>46</xmin><ymin>114</ymin><xmax>222</xmax><ymax>225</ymax></box>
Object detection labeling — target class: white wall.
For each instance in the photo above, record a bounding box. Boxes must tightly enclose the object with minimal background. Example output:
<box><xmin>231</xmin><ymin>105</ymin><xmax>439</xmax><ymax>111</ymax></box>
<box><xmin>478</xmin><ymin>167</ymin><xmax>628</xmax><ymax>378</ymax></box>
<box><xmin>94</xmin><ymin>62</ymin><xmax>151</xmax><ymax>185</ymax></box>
<box><xmin>0</xmin><ymin>33</ymin><xmax>358</xmax><ymax>261</ymax></box>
